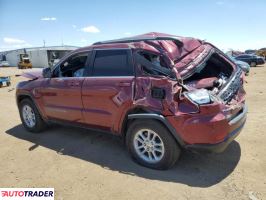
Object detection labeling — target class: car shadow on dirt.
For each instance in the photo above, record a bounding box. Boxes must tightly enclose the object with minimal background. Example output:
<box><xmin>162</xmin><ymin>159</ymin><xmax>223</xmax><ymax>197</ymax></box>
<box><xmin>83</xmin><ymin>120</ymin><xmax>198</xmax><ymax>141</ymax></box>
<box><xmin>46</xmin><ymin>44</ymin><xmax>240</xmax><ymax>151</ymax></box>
<box><xmin>6</xmin><ymin>124</ymin><xmax>241</xmax><ymax>188</ymax></box>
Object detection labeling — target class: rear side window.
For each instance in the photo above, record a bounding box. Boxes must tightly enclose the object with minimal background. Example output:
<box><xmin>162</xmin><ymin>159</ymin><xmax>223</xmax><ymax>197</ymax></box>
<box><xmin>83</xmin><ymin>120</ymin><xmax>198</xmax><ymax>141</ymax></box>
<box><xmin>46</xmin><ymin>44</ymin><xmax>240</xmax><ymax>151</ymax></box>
<box><xmin>92</xmin><ymin>50</ymin><xmax>133</xmax><ymax>76</ymax></box>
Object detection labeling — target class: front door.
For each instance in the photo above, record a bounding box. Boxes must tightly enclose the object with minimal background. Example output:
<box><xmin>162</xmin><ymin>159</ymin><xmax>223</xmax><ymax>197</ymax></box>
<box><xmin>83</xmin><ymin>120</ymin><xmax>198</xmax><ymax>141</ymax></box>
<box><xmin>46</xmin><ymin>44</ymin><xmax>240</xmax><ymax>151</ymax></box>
<box><xmin>41</xmin><ymin>51</ymin><xmax>90</xmax><ymax>123</ymax></box>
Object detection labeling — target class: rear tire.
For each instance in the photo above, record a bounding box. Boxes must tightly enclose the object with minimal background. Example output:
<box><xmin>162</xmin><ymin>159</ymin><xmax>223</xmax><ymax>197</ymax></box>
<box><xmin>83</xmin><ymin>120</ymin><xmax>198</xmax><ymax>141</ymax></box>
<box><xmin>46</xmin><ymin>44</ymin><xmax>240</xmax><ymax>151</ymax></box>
<box><xmin>250</xmin><ymin>61</ymin><xmax>256</xmax><ymax>67</ymax></box>
<box><xmin>19</xmin><ymin>98</ymin><xmax>46</xmax><ymax>133</ymax></box>
<box><xmin>126</xmin><ymin>119</ymin><xmax>181</xmax><ymax>170</ymax></box>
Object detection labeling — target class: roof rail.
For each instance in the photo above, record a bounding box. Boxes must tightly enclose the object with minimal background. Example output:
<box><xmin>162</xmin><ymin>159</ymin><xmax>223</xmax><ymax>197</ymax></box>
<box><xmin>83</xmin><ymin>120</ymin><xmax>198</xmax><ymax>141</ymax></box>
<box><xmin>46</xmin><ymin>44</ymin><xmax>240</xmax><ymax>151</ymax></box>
<box><xmin>93</xmin><ymin>36</ymin><xmax>183</xmax><ymax>47</ymax></box>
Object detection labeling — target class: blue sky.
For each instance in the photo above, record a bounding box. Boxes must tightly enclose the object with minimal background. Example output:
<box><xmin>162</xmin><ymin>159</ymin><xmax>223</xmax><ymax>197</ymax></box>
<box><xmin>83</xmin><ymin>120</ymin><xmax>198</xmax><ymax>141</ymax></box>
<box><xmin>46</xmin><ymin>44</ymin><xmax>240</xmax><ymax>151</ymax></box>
<box><xmin>0</xmin><ymin>0</ymin><xmax>266</xmax><ymax>52</ymax></box>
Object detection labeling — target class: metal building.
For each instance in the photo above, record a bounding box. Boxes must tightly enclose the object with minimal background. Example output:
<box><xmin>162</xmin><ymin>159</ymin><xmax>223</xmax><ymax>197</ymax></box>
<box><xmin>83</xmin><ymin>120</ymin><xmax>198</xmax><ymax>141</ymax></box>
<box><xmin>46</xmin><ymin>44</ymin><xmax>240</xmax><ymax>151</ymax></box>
<box><xmin>0</xmin><ymin>46</ymin><xmax>78</xmax><ymax>68</ymax></box>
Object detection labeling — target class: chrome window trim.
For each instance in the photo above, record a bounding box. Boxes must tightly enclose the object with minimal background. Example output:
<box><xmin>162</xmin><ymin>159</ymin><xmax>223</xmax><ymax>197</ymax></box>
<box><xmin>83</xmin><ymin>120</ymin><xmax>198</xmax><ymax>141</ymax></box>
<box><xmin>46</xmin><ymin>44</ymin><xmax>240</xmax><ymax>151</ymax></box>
<box><xmin>84</xmin><ymin>76</ymin><xmax>135</xmax><ymax>78</ymax></box>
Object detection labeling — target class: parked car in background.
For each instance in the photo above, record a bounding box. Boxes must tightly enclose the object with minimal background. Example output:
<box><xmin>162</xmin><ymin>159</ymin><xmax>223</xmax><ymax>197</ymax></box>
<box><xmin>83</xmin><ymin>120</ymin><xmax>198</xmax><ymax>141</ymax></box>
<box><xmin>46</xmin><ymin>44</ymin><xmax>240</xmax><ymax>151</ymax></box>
<box><xmin>16</xmin><ymin>32</ymin><xmax>247</xmax><ymax>170</ymax></box>
<box><xmin>245</xmin><ymin>49</ymin><xmax>256</xmax><ymax>55</ymax></box>
<box><xmin>0</xmin><ymin>61</ymin><xmax>10</xmax><ymax>67</ymax></box>
<box><xmin>256</xmin><ymin>48</ymin><xmax>266</xmax><ymax>59</ymax></box>
<box><xmin>234</xmin><ymin>54</ymin><xmax>265</xmax><ymax>67</ymax></box>
<box><xmin>228</xmin><ymin>56</ymin><xmax>250</xmax><ymax>75</ymax></box>
<box><xmin>226</xmin><ymin>50</ymin><xmax>244</xmax><ymax>57</ymax></box>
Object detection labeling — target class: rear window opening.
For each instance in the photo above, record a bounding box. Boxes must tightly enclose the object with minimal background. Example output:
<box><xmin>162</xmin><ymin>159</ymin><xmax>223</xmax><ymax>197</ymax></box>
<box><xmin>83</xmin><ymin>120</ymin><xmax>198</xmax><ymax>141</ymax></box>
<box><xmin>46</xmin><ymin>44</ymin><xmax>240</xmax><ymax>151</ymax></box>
<box><xmin>136</xmin><ymin>51</ymin><xmax>175</xmax><ymax>79</ymax></box>
<box><xmin>140</xmin><ymin>52</ymin><xmax>168</xmax><ymax>68</ymax></box>
<box><xmin>184</xmin><ymin>53</ymin><xmax>234</xmax><ymax>92</ymax></box>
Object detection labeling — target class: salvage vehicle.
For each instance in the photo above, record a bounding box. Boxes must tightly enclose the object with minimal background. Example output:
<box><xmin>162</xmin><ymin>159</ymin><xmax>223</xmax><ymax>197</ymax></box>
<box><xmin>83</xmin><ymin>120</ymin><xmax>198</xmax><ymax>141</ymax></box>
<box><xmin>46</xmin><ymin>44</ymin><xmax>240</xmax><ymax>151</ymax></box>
<box><xmin>0</xmin><ymin>76</ymin><xmax>11</xmax><ymax>87</ymax></box>
<box><xmin>16</xmin><ymin>32</ymin><xmax>247</xmax><ymax>170</ymax></box>
<box><xmin>245</xmin><ymin>49</ymin><xmax>256</xmax><ymax>55</ymax></box>
<box><xmin>234</xmin><ymin>54</ymin><xmax>265</xmax><ymax>67</ymax></box>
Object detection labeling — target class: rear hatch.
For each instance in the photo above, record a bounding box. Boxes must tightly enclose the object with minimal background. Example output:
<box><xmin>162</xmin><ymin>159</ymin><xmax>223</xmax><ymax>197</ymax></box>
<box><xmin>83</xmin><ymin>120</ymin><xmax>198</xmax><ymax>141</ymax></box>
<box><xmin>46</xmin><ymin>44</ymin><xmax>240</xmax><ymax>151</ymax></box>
<box><xmin>174</xmin><ymin>44</ymin><xmax>214</xmax><ymax>79</ymax></box>
<box><xmin>176</xmin><ymin>43</ymin><xmax>244</xmax><ymax>105</ymax></box>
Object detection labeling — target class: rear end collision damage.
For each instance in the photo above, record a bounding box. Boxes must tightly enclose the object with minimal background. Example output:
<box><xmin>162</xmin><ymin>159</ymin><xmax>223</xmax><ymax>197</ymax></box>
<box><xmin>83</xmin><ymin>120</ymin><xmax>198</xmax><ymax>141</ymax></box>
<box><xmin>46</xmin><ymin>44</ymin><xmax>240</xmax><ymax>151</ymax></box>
<box><xmin>16</xmin><ymin>32</ymin><xmax>247</xmax><ymax>169</ymax></box>
<box><xmin>131</xmin><ymin>41</ymin><xmax>247</xmax><ymax>154</ymax></box>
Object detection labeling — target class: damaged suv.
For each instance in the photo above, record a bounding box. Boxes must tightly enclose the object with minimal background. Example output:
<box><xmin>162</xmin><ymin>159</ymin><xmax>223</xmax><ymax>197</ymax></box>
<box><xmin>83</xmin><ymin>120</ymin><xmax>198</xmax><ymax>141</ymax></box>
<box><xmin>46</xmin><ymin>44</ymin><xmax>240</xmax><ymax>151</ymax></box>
<box><xmin>16</xmin><ymin>32</ymin><xmax>247</xmax><ymax>169</ymax></box>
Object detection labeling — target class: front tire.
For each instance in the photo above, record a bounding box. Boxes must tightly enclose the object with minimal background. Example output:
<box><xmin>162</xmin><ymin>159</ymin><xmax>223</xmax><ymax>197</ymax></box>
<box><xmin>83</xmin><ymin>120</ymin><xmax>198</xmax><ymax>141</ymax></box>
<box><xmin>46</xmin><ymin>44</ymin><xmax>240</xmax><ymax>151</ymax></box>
<box><xmin>126</xmin><ymin>119</ymin><xmax>181</xmax><ymax>170</ymax></box>
<box><xmin>19</xmin><ymin>98</ymin><xmax>46</xmax><ymax>133</ymax></box>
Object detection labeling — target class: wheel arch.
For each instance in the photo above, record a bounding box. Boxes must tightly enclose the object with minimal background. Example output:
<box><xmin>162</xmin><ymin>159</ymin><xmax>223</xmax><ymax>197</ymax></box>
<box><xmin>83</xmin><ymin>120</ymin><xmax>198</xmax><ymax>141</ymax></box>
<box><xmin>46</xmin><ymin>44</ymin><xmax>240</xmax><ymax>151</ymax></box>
<box><xmin>17</xmin><ymin>94</ymin><xmax>32</xmax><ymax>104</ymax></box>
<box><xmin>120</xmin><ymin>107</ymin><xmax>148</xmax><ymax>137</ymax></box>
<box><xmin>16</xmin><ymin>94</ymin><xmax>46</xmax><ymax>120</ymax></box>
<box><xmin>122</xmin><ymin>112</ymin><xmax>185</xmax><ymax>147</ymax></box>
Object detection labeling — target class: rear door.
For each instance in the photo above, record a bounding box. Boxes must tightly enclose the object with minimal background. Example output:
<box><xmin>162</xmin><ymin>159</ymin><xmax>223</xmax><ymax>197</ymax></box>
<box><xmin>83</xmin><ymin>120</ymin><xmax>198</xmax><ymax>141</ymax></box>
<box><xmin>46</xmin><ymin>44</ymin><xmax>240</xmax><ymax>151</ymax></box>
<box><xmin>41</xmin><ymin>51</ymin><xmax>91</xmax><ymax>122</ymax></box>
<box><xmin>82</xmin><ymin>49</ymin><xmax>135</xmax><ymax>132</ymax></box>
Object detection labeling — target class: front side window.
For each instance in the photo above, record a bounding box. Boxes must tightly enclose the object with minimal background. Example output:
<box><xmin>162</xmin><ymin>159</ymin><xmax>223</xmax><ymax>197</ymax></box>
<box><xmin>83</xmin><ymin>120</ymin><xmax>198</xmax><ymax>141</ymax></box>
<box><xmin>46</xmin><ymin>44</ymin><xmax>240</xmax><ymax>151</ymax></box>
<box><xmin>92</xmin><ymin>49</ymin><xmax>133</xmax><ymax>76</ymax></box>
<box><xmin>53</xmin><ymin>52</ymin><xmax>89</xmax><ymax>77</ymax></box>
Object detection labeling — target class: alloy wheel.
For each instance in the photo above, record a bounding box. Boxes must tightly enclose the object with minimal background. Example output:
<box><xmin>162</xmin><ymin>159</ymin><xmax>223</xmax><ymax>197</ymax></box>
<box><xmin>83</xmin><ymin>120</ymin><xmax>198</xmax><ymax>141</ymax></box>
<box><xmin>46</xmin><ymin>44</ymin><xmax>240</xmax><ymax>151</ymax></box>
<box><xmin>22</xmin><ymin>105</ymin><xmax>36</xmax><ymax>128</ymax></box>
<box><xmin>133</xmin><ymin>129</ymin><xmax>165</xmax><ymax>163</ymax></box>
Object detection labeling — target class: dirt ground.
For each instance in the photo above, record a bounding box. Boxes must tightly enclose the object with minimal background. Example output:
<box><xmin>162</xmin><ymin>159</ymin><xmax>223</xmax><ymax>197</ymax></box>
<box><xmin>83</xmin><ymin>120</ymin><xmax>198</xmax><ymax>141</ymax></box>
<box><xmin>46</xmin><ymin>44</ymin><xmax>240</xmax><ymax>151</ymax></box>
<box><xmin>0</xmin><ymin>66</ymin><xmax>265</xmax><ymax>200</ymax></box>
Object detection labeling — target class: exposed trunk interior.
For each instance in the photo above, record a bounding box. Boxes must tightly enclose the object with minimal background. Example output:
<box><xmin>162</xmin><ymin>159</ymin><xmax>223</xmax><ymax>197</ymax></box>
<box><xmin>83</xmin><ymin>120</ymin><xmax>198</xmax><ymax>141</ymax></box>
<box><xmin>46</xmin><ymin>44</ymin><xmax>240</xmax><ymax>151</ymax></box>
<box><xmin>184</xmin><ymin>53</ymin><xmax>234</xmax><ymax>92</ymax></box>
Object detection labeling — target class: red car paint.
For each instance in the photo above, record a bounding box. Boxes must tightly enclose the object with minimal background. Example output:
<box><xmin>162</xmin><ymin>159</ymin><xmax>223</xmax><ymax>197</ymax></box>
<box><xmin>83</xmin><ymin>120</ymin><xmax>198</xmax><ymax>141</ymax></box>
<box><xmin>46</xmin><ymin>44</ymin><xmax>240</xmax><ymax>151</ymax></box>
<box><xmin>16</xmin><ymin>32</ymin><xmax>247</xmax><ymax>152</ymax></box>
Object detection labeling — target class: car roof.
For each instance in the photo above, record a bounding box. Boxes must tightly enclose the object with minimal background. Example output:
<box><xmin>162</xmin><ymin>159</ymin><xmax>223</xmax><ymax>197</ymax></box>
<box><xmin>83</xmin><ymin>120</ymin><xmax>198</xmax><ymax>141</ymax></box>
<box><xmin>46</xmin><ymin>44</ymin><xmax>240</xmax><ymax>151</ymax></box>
<box><xmin>93</xmin><ymin>32</ymin><xmax>183</xmax><ymax>46</ymax></box>
<box><xmin>73</xmin><ymin>32</ymin><xmax>198</xmax><ymax>53</ymax></box>
<box><xmin>69</xmin><ymin>32</ymin><xmax>204</xmax><ymax>68</ymax></box>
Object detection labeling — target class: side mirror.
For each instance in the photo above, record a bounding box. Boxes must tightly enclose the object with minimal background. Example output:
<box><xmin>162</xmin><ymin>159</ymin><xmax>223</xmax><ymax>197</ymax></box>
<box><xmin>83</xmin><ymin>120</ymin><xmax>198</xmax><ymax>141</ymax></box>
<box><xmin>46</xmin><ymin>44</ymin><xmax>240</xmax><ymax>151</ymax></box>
<box><xmin>42</xmin><ymin>67</ymin><xmax>52</xmax><ymax>78</ymax></box>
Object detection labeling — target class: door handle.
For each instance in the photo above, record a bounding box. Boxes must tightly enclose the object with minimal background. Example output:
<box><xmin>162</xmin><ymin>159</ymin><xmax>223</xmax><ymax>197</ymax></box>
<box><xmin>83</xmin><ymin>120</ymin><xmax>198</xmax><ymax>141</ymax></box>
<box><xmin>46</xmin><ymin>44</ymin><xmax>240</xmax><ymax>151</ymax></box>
<box><xmin>116</xmin><ymin>82</ymin><xmax>131</xmax><ymax>87</ymax></box>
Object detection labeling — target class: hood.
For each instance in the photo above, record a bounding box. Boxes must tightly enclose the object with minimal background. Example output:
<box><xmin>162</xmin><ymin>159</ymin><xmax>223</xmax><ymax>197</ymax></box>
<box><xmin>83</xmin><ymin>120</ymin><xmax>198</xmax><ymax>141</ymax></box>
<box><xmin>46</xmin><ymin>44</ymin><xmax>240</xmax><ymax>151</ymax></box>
<box><xmin>20</xmin><ymin>69</ymin><xmax>43</xmax><ymax>80</ymax></box>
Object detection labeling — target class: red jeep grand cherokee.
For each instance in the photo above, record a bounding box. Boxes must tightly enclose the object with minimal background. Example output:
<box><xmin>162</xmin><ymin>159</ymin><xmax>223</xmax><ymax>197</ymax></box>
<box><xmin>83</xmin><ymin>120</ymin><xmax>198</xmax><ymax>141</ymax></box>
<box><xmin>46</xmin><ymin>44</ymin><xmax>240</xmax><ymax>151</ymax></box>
<box><xmin>16</xmin><ymin>32</ymin><xmax>247</xmax><ymax>170</ymax></box>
